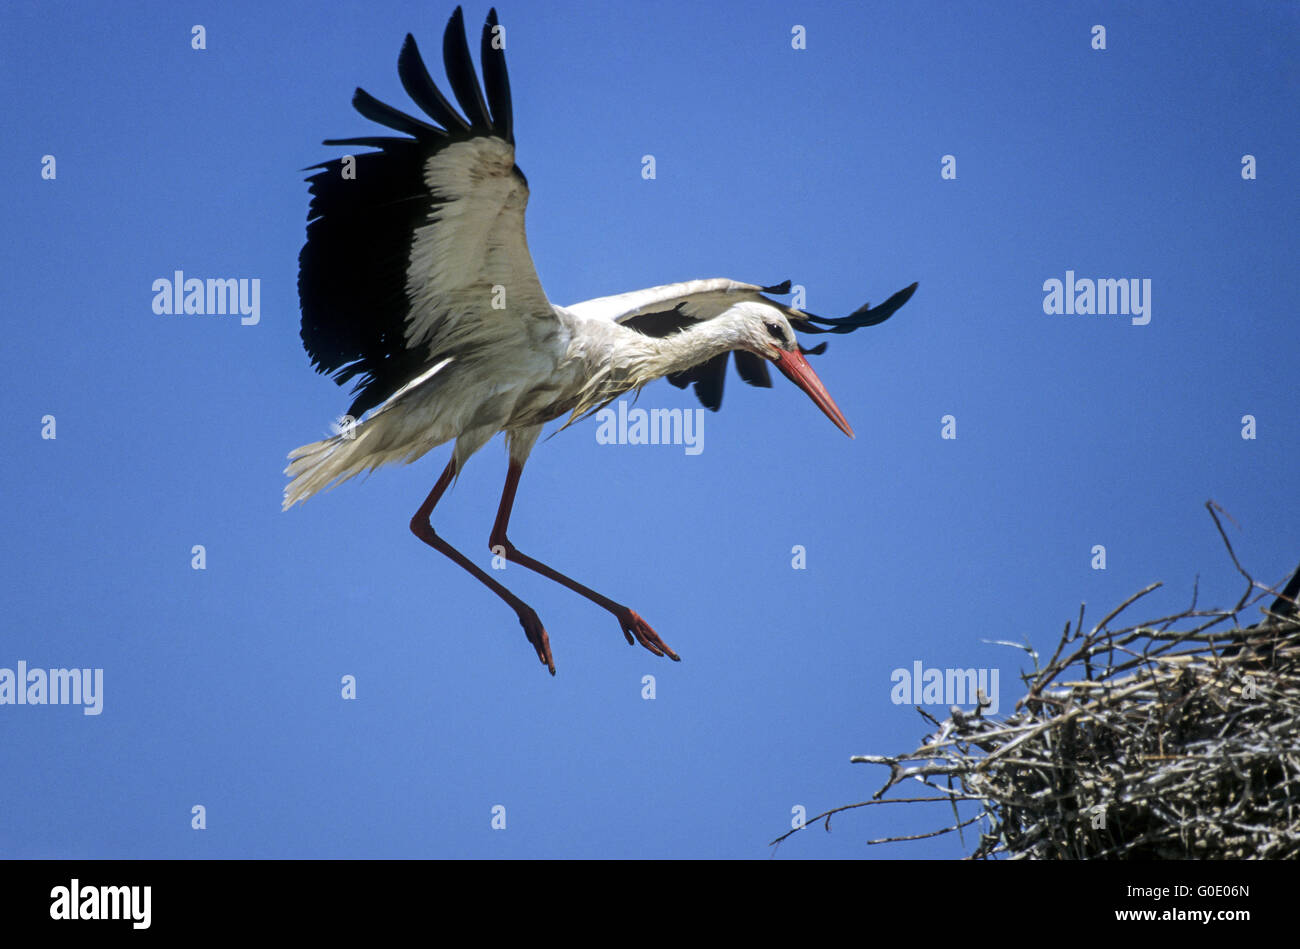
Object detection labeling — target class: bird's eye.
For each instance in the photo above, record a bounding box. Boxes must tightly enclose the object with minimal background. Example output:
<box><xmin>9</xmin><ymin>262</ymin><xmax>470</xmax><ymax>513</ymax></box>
<box><xmin>764</xmin><ymin>323</ymin><xmax>785</xmax><ymax>342</ymax></box>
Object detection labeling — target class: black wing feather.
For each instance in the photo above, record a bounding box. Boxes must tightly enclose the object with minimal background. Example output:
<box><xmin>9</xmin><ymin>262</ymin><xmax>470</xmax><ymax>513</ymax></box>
<box><xmin>298</xmin><ymin>8</ymin><xmax>518</xmax><ymax>419</ymax></box>
<box><xmin>687</xmin><ymin>352</ymin><xmax>730</xmax><ymax>411</ymax></box>
<box><xmin>480</xmin><ymin>8</ymin><xmax>514</xmax><ymax>144</ymax></box>
<box><xmin>732</xmin><ymin>351</ymin><xmax>772</xmax><ymax>388</ymax></box>
<box><xmin>442</xmin><ymin>7</ymin><xmax>494</xmax><ymax>130</ymax></box>
<box><xmin>350</xmin><ymin>88</ymin><xmax>444</xmax><ymax>139</ymax></box>
<box><xmin>299</xmin><ymin>142</ymin><xmax>433</xmax><ymax>416</ymax></box>
<box><xmin>791</xmin><ymin>282</ymin><xmax>918</xmax><ymax>334</ymax></box>
<box><xmin>398</xmin><ymin>34</ymin><xmax>471</xmax><ymax>133</ymax></box>
<box><xmin>620</xmin><ymin>307</ymin><xmax>695</xmax><ymax>338</ymax></box>
<box><xmin>320</xmin><ymin>135</ymin><xmax>419</xmax><ymax>150</ymax></box>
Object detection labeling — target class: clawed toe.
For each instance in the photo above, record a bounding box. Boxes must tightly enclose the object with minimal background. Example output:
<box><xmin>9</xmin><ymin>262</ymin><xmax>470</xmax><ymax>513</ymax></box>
<box><xmin>618</xmin><ymin>609</ymin><xmax>680</xmax><ymax>662</ymax></box>
<box><xmin>513</xmin><ymin>606</ymin><xmax>677</xmax><ymax>674</ymax></box>
<box><xmin>518</xmin><ymin>609</ymin><xmax>555</xmax><ymax>675</ymax></box>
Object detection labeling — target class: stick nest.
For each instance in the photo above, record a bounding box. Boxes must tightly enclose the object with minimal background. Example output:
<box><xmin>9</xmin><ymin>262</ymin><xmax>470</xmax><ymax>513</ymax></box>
<box><xmin>776</xmin><ymin>504</ymin><xmax>1300</xmax><ymax>859</ymax></box>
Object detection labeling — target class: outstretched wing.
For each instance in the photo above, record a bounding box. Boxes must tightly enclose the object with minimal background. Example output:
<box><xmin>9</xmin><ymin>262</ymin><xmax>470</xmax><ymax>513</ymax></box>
<box><xmin>567</xmin><ymin>278</ymin><xmax>917</xmax><ymax>411</ymax></box>
<box><xmin>298</xmin><ymin>7</ymin><xmax>553</xmax><ymax>419</ymax></box>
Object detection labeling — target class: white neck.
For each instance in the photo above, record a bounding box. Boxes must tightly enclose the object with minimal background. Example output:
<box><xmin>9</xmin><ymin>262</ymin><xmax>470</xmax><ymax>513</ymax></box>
<box><xmin>566</xmin><ymin>318</ymin><xmax>746</xmax><ymax>420</ymax></box>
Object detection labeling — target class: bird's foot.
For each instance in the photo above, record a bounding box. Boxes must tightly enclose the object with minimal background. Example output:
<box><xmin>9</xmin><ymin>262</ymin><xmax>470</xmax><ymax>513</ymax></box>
<box><xmin>518</xmin><ymin>607</ymin><xmax>555</xmax><ymax>675</ymax></box>
<box><xmin>617</xmin><ymin>609</ymin><xmax>681</xmax><ymax>662</ymax></box>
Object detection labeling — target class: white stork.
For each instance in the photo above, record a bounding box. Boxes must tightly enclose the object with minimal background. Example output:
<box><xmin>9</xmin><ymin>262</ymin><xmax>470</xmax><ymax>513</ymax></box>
<box><xmin>285</xmin><ymin>7</ymin><xmax>917</xmax><ymax>675</ymax></box>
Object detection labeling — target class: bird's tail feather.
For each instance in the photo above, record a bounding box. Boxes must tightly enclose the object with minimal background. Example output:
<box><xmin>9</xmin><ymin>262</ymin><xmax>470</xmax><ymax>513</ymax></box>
<box><xmin>283</xmin><ymin>428</ymin><xmax>384</xmax><ymax>510</ymax></box>
<box><xmin>283</xmin><ymin>359</ymin><xmax>461</xmax><ymax>510</ymax></box>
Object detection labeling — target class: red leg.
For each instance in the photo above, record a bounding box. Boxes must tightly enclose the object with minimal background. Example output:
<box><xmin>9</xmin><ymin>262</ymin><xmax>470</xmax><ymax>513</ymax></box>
<box><xmin>488</xmin><ymin>460</ymin><xmax>680</xmax><ymax>662</ymax></box>
<box><xmin>410</xmin><ymin>458</ymin><xmax>555</xmax><ymax>675</ymax></box>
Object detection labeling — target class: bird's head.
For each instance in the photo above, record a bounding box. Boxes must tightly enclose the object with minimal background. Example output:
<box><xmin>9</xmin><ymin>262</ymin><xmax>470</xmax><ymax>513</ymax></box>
<box><xmin>727</xmin><ymin>304</ymin><xmax>855</xmax><ymax>439</ymax></box>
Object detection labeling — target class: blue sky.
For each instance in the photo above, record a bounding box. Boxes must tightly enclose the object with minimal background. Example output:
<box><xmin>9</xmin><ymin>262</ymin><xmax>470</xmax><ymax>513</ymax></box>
<box><xmin>3</xmin><ymin>0</ymin><xmax>1297</xmax><ymax>858</ymax></box>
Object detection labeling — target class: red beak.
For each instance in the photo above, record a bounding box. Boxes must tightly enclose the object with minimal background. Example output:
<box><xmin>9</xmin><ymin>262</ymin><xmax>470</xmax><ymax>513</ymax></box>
<box><xmin>771</xmin><ymin>348</ymin><xmax>854</xmax><ymax>438</ymax></box>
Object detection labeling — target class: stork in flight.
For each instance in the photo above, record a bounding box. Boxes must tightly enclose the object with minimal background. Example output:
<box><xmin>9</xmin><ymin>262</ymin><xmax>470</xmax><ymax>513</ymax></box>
<box><xmin>285</xmin><ymin>7</ymin><xmax>917</xmax><ymax>675</ymax></box>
